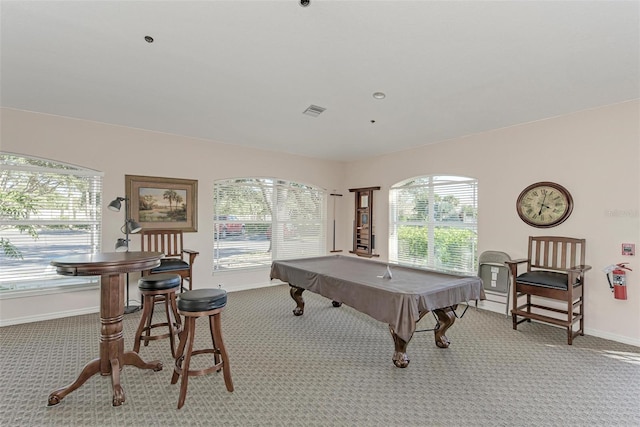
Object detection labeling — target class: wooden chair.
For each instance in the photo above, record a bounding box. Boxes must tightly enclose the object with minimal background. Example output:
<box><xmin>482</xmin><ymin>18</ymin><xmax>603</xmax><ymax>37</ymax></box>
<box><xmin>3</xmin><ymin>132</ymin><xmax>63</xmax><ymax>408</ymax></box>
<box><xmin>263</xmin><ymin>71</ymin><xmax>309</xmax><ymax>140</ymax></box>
<box><xmin>505</xmin><ymin>236</ymin><xmax>591</xmax><ymax>345</ymax></box>
<box><xmin>140</xmin><ymin>229</ymin><xmax>199</xmax><ymax>292</ymax></box>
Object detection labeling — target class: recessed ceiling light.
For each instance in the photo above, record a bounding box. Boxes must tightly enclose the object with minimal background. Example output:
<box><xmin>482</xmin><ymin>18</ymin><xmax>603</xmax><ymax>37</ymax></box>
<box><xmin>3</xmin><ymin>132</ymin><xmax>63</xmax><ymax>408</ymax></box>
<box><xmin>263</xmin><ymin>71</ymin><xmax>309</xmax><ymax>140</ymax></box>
<box><xmin>372</xmin><ymin>92</ymin><xmax>386</xmax><ymax>99</ymax></box>
<box><xmin>144</xmin><ymin>35</ymin><xmax>154</xmax><ymax>43</ymax></box>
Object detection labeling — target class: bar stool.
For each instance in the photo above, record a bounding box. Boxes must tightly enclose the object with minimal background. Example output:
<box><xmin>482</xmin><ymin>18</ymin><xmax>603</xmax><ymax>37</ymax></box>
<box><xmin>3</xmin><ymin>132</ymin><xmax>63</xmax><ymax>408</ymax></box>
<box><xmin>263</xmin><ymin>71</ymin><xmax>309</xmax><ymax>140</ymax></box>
<box><xmin>133</xmin><ymin>273</ymin><xmax>183</xmax><ymax>358</ymax></box>
<box><xmin>171</xmin><ymin>288</ymin><xmax>234</xmax><ymax>409</ymax></box>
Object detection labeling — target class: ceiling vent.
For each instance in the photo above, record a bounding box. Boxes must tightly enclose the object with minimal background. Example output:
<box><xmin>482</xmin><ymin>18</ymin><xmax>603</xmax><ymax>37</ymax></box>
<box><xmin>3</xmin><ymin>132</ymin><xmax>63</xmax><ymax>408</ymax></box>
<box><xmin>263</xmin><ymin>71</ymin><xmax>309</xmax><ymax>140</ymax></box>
<box><xmin>303</xmin><ymin>105</ymin><xmax>326</xmax><ymax>117</ymax></box>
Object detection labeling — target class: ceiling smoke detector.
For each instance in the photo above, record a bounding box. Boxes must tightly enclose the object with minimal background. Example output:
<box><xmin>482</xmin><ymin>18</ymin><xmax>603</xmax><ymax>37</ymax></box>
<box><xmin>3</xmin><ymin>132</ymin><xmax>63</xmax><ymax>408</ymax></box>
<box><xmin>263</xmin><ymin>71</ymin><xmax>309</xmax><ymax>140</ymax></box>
<box><xmin>302</xmin><ymin>105</ymin><xmax>326</xmax><ymax>117</ymax></box>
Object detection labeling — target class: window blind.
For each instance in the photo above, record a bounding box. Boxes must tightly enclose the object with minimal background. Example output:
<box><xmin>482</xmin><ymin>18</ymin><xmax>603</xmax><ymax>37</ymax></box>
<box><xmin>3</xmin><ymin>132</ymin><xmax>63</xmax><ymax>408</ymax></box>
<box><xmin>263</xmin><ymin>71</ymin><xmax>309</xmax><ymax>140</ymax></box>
<box><xmin>0</xmin><ymin>153</ymin><xmax>103</xmax><ymax>291</ymax></box>
<box><xmin>389</xmin><ymin>175</ymin><xmax>478</xmax><ymax>274</ymax></box>
<box><xmin>213</xmin><ymin>178</ymin><xmax>326</xmax><ymax>271</ymax></box>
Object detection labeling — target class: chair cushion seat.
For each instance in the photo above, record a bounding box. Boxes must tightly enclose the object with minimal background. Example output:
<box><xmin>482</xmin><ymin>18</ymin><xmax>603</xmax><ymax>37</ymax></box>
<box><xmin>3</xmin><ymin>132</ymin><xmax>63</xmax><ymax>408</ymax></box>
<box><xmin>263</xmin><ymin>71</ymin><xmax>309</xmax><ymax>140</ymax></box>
<box><xmin>516</xmin><ymin>271</ymin><xmax>576</xmax><ymax>290</ymax></box>
<box><xmin>138</xmin><ymin>273</ymin><xmax>181</xmax><ymax>291</ymax></box>
<box><xmin>178</xmin><ymin>289</ymin><xmax>227</xmax><ymax>312</ymax></box>
<box><xmin>150</xmin><ymin>258</ymin><xmax>189</xmax><ymax>274</ymax></box>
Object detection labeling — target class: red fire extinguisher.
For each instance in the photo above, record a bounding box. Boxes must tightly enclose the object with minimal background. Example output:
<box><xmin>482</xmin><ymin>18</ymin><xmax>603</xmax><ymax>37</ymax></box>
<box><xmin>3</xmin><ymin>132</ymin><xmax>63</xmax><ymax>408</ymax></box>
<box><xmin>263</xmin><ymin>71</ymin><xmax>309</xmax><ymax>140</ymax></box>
<box><xmin>605</xmin><ymin>263</ymin><xmax>632</xmax><ymax>300</ymax></box>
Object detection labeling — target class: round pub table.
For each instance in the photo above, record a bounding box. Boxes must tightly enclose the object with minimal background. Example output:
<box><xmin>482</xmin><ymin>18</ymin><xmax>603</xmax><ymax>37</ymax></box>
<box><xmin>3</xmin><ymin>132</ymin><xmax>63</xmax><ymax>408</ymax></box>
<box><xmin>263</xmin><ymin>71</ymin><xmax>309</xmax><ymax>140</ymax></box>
<box><xmin>47</xmin><ymin>251</ymin><xmax>163</xmax><ymax>407</ymax></box>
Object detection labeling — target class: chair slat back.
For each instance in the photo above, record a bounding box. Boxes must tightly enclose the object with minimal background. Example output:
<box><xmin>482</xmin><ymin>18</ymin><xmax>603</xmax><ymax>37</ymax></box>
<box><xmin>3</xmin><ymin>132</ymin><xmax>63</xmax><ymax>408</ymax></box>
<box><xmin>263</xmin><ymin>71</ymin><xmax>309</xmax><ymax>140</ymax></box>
<box><xmin>140</xmin><ymin>229</ymin><xmax>184</xmax><ymax>258</ymax></box>
<box><xmin>528</xmin><ymin>236</ymin><xmax>585</xmax><ymax>272</ymax></box>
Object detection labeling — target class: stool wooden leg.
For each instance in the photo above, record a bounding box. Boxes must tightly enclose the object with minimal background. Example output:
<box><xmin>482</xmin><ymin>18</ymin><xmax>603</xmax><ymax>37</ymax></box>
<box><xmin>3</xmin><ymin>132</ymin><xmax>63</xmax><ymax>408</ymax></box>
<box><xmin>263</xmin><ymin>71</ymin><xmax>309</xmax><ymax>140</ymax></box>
<box><xmin>170</xmin><ymin>319</ymin><xmax>188</xmax><ymax>386</ymax></box>
<box><xmin>211</xmin><ymin>313</ymin><xmax>234</xmax><ymax>392</ymax></box>
<box><xmin>166</xmin><ymin>293</ymin><xmax>181</xmax><ymax>358</ymax></box>
<box><xmin>208</xmin><ymin>316</ymin><xmax>221</xmax><ymax>367</ymax></box>
<box><xmin>172</xmin><ymin>316</ymin><xmax>196</xmax><ymax>409</ymax></box>
<box><xmin>170</xmin><ymin>293</ymin><xmax>182</xmax><ymax>335</ymax></box>
<box><xmin>133</xmin><ymin>295</ymin><xmax>153</xmax><ymax>354</ymax></box>
<box><xmin>143</xmin><ymin>297</ymin><xmax>156</xmax><ymax>347</ymax></box>
<box><xmin>178</xmin><ymin>317</ymin><xmax>196</xmax><ymax>409</ymax></box>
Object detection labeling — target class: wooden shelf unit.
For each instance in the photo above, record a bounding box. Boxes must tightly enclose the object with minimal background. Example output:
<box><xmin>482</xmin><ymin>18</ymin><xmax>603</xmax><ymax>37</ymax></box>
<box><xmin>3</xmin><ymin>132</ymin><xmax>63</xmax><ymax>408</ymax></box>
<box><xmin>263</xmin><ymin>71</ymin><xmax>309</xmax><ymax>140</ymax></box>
<box><xmin>349</xmin><ymin>186</ymin><xmax>380</xmax><ymax>257</ymax></box>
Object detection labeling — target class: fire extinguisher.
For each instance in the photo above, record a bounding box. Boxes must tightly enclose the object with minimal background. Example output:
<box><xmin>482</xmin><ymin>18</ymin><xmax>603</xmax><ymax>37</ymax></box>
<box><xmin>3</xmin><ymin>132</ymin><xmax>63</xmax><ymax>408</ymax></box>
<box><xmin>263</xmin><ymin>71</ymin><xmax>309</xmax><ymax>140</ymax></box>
<box><xmin>604</xmin><ymin>263</ymin><xmax>632</xmax><ymax>300</ymax></box>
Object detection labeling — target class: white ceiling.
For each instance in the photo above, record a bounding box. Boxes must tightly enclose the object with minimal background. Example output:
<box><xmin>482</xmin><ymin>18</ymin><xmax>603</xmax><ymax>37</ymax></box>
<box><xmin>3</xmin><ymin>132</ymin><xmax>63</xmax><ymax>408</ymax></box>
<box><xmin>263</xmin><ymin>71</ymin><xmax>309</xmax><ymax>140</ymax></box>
<box><xmin>1</xmin><ymin>0</ymin><xmax>638</xmax><ymax>162</ymax></box>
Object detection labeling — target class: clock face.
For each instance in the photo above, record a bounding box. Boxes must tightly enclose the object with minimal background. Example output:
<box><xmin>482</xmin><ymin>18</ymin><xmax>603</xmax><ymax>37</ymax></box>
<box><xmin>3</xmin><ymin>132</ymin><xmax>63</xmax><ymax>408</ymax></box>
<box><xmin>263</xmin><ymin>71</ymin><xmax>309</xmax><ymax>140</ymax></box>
<box><xmin>516</xmin><ymin>182</ymin><xmax>573</xmax><ymax>228</ymax></box>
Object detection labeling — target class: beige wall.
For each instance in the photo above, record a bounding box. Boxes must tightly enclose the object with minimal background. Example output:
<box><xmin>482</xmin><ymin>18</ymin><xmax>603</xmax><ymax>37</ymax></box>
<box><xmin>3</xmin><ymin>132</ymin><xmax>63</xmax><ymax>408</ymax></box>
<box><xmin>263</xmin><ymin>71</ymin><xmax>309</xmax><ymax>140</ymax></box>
<box><xmin>1</xmin><ymin>102</ymin><xmax>639</xmax><ymax>345</ymax></box>
<box><xmin>0</xmin><ymin>108</ymin><xmax>345</xmax><ymax>324</ymax></box>
<box><xmin>342</xmin><ymin>100</ymin><xmax>639</xmax><ymax>345</ymax></box>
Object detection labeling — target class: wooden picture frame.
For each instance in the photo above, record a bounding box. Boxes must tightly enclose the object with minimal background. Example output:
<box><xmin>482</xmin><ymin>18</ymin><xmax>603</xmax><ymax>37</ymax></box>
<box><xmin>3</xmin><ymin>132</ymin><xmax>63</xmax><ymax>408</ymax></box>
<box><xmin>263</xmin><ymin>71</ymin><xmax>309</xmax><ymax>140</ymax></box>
<box><xmin>125</xmin><ymin>175</ymin><xmax>198</xmax><ymax>232</ymax></box>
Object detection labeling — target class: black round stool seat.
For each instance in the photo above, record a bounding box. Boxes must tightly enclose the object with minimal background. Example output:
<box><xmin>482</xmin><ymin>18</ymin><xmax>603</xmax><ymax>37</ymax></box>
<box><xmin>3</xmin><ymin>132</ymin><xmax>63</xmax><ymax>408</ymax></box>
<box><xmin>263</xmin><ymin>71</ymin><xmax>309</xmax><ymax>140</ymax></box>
<box><xmin>178</xmin><ymin>289</ymin><xmax>227</xmax><ymax>312</ymax></box>
<box><xmin>138</xmin><ymin>273</ymin><xmax>181</xmax><ymax>291</ymax></box>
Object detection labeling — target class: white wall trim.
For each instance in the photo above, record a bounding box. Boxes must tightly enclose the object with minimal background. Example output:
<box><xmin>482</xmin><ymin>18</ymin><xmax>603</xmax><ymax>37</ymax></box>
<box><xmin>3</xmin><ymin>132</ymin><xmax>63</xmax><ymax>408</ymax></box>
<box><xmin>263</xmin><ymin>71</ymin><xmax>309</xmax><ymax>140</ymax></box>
<box><xmin>224</xmin><ymin>280</ymin><xmax>286</xmax><ymax>293</ymax></box>
<box><xmin>0</xmin><ymin>306</ymin><xmax>99</xmax><ymax>327</ymax></box>
<box><xmin>0</xmin><ymin>282</ymin><xmax>99</xmax><ymax>300</ymax></box>
<box><xmin>583</xmin><ymin>328</ymin><xmax>640</xmax><ymax>347</ymax></box>
<box><xmin>479</xmin><ymin>300</ymin><xmax>640</xmax><ymax>347</ymax></box>
<box><xmin>2</xmin><ymin>281</ymin><xmax>638</xmax><ymax>348</ymax></box>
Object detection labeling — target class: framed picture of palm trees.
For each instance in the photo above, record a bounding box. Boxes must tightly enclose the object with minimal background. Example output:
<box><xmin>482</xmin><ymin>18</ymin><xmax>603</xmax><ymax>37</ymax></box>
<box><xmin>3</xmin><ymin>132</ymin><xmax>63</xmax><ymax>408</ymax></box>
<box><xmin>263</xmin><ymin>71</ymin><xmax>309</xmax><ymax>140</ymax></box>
<box><xmin>125</xmin><ymin>174</ymin><xmax>198</xmax><ymax>232</ymax></box>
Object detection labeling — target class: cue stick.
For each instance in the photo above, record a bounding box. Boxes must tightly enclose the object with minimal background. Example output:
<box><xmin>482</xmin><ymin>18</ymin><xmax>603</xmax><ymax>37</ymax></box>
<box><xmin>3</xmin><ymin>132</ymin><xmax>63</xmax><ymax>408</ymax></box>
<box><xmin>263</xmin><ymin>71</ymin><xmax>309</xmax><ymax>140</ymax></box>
<box><xmin>329</xmin><ymin>193</ymin><xmax>343</xmax><ymax>252</ymax></box>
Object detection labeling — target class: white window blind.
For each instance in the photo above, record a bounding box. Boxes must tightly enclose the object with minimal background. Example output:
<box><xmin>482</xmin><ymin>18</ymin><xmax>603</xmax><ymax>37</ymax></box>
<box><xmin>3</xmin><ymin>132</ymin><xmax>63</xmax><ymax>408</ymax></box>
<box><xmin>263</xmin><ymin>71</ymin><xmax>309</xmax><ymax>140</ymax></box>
<box><xmin>389</xmin><ymin>175</ymin><xmax>478</xmax><ymax>274</ymax></box>
<box><xmin>213</xmin><ymin>178</ymin><xmax>326</xmax><ymax>271</ymax></box>
<box><xmin>0</xmin><ymin>153</ymin><xmax>103</xmax><ymax>292</ymax></box>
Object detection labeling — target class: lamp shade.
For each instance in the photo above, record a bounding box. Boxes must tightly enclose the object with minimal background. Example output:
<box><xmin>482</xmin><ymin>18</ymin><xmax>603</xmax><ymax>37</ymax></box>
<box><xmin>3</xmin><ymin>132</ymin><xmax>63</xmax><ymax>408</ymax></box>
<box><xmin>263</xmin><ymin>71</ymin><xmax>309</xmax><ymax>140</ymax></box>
<box><xmin>127</xmin><ymin>219</ymin><xmax>142</xmax><ymax>234</ymax></box>
<box><xmin>115</xmin><ymin>238</ymin><xmax>128</xmax><ymax>252</ymax></box>
<box><xmin>108</xmin><ymin>197</ymin><xmax>123</xmax><ymax>212</ymax></box>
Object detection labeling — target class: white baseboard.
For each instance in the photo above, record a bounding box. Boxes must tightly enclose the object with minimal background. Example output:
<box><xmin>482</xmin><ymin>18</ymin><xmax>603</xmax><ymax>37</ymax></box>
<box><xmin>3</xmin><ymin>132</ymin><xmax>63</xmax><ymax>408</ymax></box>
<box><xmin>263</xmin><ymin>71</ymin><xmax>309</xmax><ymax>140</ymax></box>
<box><xmin>583</xmin><ymin>328</ymin><xmax>640</xmax><ymax>347</ymax></box>
<box><xmin>0</xmin><ymin>282</ymin><xmax>285</xmax><ymax>327</ymax></box>
<box><xmin>0</xmin><ymin>306</ymin><xmax>99</xmax><ymax>327</ymax></box>
<box><xmin>3</xmin><ymin>283</ymin><xmax>638</xmax><ymax>348</ymax></box>
<box><xmin>222</xmin><ymin>280</ymin><xmax>286</xmax><ymax>293</ymax></box>
<box><xmin>478</xmin><ymin>300</ymin><xmax>640</xmax><ymax>347</ymax></box>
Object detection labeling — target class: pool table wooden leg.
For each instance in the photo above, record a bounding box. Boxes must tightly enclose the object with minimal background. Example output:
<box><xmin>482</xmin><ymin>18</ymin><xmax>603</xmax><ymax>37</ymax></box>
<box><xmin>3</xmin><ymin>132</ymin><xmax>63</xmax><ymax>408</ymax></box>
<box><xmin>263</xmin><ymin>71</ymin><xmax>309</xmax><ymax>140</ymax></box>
<box><xmin>389</xmin><ymin>326</ymin><xmax>412</xmax><ymax>368</ymax></box>
<box><xmin>289</xmin><ymin>286</ymin><xmax>305</xmax><ymax>316</ymax></box>
<box><xmin>433</xmin><ymin>307</ymin><xmax>456</xmax><ymax>348</ymax></box>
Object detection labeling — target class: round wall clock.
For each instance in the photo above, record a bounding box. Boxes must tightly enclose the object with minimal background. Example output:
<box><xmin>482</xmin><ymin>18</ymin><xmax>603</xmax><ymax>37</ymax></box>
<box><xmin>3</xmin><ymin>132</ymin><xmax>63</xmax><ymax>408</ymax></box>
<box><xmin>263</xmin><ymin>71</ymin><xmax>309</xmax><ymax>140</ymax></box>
<box><xmin>516</xmin><ymin>181</ymin><xmax>573</xmax><ymax>228</ymax></box>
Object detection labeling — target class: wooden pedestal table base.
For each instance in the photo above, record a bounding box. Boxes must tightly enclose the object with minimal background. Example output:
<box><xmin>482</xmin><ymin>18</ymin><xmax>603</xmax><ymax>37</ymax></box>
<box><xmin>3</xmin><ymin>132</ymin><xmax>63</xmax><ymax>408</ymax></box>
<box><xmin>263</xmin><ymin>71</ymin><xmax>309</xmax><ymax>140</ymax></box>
<box><xmin>48</xmin><ymin>252</ymin><xmax>163</xmax><ymax>406</ymax></box>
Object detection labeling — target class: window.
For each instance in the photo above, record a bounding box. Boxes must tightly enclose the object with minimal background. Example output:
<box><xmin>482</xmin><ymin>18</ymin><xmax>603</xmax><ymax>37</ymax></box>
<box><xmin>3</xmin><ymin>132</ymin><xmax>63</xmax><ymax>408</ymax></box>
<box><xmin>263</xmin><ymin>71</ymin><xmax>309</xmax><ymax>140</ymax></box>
<box><xmin>0</xmin><ymin>153</ymin><xmax>103</xmax><ymax>292</ymax></box>
<box><xmin>213</xmin><ymin>178</ymin><xmax>326</xmax><ymax>271</ymax></box>
<box><xmin>389</xmin><ymin>175</ymin><xmax>478</xmax><ymax>274</ymax></box>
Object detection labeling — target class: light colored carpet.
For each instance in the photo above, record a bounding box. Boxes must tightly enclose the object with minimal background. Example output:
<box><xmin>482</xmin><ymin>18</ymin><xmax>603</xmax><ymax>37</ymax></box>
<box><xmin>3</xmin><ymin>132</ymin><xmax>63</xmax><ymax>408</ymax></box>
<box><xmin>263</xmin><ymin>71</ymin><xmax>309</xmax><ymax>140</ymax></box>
<box><xmin>1</xmin><ymin>284</ymin><xmax>638</xmax><ymax>426</ymax></box>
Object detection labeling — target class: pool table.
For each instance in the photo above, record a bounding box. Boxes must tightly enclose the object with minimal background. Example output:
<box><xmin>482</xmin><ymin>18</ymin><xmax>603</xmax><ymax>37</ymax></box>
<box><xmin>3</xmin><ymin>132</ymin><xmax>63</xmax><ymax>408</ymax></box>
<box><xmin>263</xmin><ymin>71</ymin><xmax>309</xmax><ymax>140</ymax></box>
<box><xmin>270</xmin><ymin>255</ymin><xmax>485</xmax><ymax>368</ymax></box>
